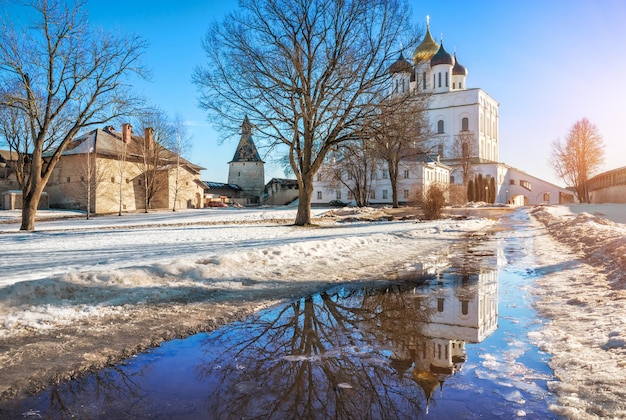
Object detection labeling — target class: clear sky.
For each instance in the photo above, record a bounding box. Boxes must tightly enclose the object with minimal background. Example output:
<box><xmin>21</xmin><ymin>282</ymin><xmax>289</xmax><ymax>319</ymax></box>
<box><xmin>13</xmin><ymin>0</ymin><xmax>626</xmax><ymax>186</ymax></box>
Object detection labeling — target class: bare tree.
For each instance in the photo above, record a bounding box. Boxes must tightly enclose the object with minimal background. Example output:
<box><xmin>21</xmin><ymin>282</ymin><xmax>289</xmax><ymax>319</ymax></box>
<box><xmin>0</xmin><ymin>0</ymin><xmax>147</xmax><ymax>230</ymax></box>
<box><xmin>0</xmin><ymin>103</ymin><xmax>30</xmax><ymax>189</ymax></box>
<box><xmin>550</xmin><ymin>118</ymin><xmax>605</xmax><ymax>203</ymax></box>
<box><xmin>135</xmin><ymin>108</ymin><xmax>176</xmax><ymax>212</ymax></box>
<box><xmin>369</xmin><ymin>94</ymin><xmax>431</xmax><ymax>208</ymax></box>
<box><xmin>320</xmin><ymin>139</ymin><xmax>378</xmax><ymax>207</ymax></box>
<box><xmin>74</xmin><ymin>135</ymin><xmax>107</xmax><ymax>219</ymax></box>
<box><xmin>193</xmin><ymin>0</ymin><xmax>418</xmax><ymax>226</ymax></box>
<box><xmin>451</xmin><ymin>130</ymin><xmax>477</xmax><ymax>186</ymax></box>
<box><xmin>169</xmin><ymin>114</ymin><xmax>192</xmax><ymax>211</ymax></box>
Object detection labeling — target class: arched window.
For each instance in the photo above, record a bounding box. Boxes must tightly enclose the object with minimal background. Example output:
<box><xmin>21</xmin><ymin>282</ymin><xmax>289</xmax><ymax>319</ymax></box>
<box><xmin>437</xmin><ymin>120</ymin><xmax>444</xmax><ymax>134</ymax></box>
<box><xmin>461</xmin><ymin>117</ymin><xmax>469</xmax><ymax>131</ymax></box>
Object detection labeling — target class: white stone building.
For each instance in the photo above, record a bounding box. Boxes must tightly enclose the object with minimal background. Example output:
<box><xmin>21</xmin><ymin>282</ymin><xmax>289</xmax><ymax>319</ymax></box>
<box><xmin>313</xmin><ymin>18</ymin><xmax>573</xmax><ymax>206</ymax></box>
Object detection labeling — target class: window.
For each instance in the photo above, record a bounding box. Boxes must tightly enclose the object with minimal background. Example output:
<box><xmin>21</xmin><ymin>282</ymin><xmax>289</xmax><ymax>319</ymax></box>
<box><xmin>422</xmin><ymin>73</ymin><xmax>426</xmax><ymax>90</ymax></box>
<box><xmin>437</xmin><ymin>298</ymin><xmax>444</xmax><ymax>312</ymax></box>
<box><xmin>445</xmin><ymin>72</ymin><xmax>448</xmax><ymax>87</ymax></box>
<box><xmin>403</xmin><ymin>189</ymin><xmax>409</xmax><ymax>199</ymax></box>
<box><xmin>520</xmin><ymin>180</ymin><xmax>532</xmax><ymax>191</ymax></box>
<box><xmin>453</xmin><ymin>82</ymin><xmax>456</xmax><ymax>89</ymax></box>
<box><xmin>336</xmin><ymin>191</ymin><xmax>341</xmax><ymax>200</ymax></box>
<box><xmin>461</xmin><ymin>301</ymin><xmax>469</xmax><ymax>315</ymax></box>
<box><xmin>543</xmin><ymin>192</ymin><xmax>550</xmax><ymax>202</ymax></box>
<box><xmin>80</xmin><ymin>176</ymin><xmax>85</xmax><ymax>182</ymax></box>
<box><xmin>382</xmin><ymin>190</ymin><xmax>388</xmax><ymax>199</ymax></box>
<box><xmin>348</xmin><ymin>191</ymin><xmax>353</xmax><ymax>199</ymax></box>
<box><xmin>317</xmin><ymin>191</ymin><xmax>322</xmax><ymax>200</ymax></box>
<box><xmin>111</xmin><ymin>177</ymin><xmax>115</xmax><ymax>183</ymax></box>
<box><xmin>66</xmin><ymin>177</ymin><xmax>70</xmax><ymax>183</ymax></box>
<box><xmin>437</xmin><ymin>120</ymin><xmax>444</xmax><ymax>134</ymax></box>
<box><xmin>438</xmin><ymin>144</ymin><xmax>444</xmax><ymax>158</ymax></box>
<box><xmin>403</xmin><ymin>169</ymin><xmax>409</xmax><ymax>179</ymax></box>
<box><xmin>461</xmin><ymin>117</ymin><xmax>469</xmax><ymax>132</ymax></box>
<box><xmin>382</xmin><ymin>169</ymin><xmax>388</xmax><ymax>179</ymax></box>
<box><xmin>438</xmin><ymin>72</ymin><xmax>441</xmax><ymax>87</ymax></box>
<box><xmin>509</xmin><ymin>179</ymin><xmax>515</xmax><ymax>185</ymax></box>
<box><xmin>371</xmin><ymin>191</ymin><xmax>376</xmax><ymax>199</ymax></box>
<box><xmin>316</xmin><ymin>173</ymin><xmax>322</xmax><ymax>181</ymax></box>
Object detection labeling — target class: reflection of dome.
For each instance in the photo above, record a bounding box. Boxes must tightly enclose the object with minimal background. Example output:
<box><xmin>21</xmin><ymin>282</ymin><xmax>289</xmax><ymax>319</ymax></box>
<box><xmin>452</xmin><ymin>53</ymin><xmax>468</xmax><ymax>76</ymax></box>
<box><xmin>388</xmin><ymin>52</ymin><xmax>413</xmax><ymax>75</ymax></box>
<box><xmin>430</xmin><ymin>42</ymin><xmax>454</xmax><ymax>67</ymax></box>
<box><xmin>390</xmin><ymin>357</ymin><xmax>413</xmax><ymax>377</ymax></box>
<box><xmin>412</xmin><ymin>369</ymin><xmax>442</xmax><ymax>414</ymax></box>
<box><xmin>413</xmin><ymin>25</ymin><xmax>439</xmax><ymax>63</ymax></box>
<box><xmin>412</xmin><ymin>369</ymin><xmax>440</xmax><ymax>400</ymax></box>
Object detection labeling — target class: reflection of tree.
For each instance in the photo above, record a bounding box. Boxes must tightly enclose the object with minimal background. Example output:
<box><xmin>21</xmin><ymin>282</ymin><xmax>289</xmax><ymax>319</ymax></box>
<box><xmin>196</xmin><ymin>282</ymin><xmax>433</xmax><ymax>419</ymax></box>
<box><xmin>0</xmin><ymin>255</ymin><xmax>499</xmax><ymax>417</ymax></box>
<box><xmin>0</xmin><ymin>363</ymin><xmax>153</xmax><ymax>418</ymax></box>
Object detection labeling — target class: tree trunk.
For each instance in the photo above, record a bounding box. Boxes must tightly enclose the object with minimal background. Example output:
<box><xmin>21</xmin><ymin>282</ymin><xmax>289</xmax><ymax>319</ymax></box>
<box><xmin>20</xmin><ymin>186</ymin><xmax>42</xmax><ymax>231</ymax></box>
<box><xmin>294</xmin><ymin>175</ymin><xmax>314</xmax><ymax>226</ymax></box>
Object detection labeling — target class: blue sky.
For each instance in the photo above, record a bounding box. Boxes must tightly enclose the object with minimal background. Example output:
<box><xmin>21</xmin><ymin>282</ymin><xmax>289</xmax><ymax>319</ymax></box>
<box><xmin>14</xmin><ymin>1</ymin><xmax>626</xmax><ymax>185</ymax></box>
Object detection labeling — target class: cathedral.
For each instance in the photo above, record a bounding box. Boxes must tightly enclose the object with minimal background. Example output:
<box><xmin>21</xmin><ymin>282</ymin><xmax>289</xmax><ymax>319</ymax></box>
<box><xmin>312</xmin><ymin>18</ymin><xmax>573</xmax><ymax>206</ymax></box>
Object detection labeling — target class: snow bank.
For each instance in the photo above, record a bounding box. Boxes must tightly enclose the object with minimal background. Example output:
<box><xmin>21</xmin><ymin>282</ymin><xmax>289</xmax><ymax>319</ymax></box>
<box><xmin>0</xmin><ymin>207</ymin><xmax>496</xmax><ymax>401</ymax></box>
<box><xmin>529</xmin><ymin>205</ymin><xmax>626</xmax><ymax>419</ymax></box>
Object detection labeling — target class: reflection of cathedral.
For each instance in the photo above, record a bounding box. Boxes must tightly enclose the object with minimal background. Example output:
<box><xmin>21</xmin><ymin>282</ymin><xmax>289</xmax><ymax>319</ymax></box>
<box><xmin>392</xmin><ymin>269</ymin><xmax>498</xmax><ymax>409</ymax></box>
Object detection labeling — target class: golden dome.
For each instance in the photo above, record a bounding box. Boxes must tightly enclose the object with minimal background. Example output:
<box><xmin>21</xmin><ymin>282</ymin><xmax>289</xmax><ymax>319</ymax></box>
<box><xmin>413</xmin><ymin>25</ymin><xmax>439</xmax><ymax>64</ymax></box>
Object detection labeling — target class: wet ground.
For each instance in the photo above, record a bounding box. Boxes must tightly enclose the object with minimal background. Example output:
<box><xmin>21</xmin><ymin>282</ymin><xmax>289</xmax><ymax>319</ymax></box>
<box><xmin>0</xmin><ymin>212</ymin><xmax>561</xmax><ymax>419</ymax></box>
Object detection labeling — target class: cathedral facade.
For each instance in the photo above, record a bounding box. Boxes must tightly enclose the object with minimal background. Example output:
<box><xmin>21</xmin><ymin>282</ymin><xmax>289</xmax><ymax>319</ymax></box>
<box><xmin>313</xmin><ymin>18</ymin><xmax>573</xmax><ymax>206</ymax></box>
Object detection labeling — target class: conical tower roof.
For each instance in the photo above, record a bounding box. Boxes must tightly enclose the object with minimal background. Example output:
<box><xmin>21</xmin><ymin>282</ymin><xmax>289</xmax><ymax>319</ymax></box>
<box><xmin>413</xmin><ymin>20</ymin><xmax>439</xmax><ymax>64</ymax></box>
<box><xmin>230</xmin><ymin>116</ymin><xmax>263</xmax><ymax>163</ymax></box>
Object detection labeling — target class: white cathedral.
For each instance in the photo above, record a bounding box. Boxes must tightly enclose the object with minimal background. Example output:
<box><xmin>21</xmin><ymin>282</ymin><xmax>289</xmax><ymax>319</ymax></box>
<box><xmin>312</xmin><ymin>19</ymin><xmax>573</xmax><ymax>206</ymax></box>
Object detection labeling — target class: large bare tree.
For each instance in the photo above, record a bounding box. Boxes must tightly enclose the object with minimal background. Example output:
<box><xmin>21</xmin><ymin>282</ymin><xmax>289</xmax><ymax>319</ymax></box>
<box><xmin>0</xmin><ymin>0</ymin><xmax>147</xmax><ymax>230</ymax></box>
<box><xmin>193</xmin><ymin>0</ymin><xmax>417</xmax><ymax>225</ymax></box>
<box><xmin>550</xmin><ymin>118</ymin><xmax>604</xmax><ymax>203</ymax></box>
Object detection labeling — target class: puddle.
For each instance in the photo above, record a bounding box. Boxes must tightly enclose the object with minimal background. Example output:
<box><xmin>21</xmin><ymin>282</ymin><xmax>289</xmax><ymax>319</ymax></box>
<box><xmin>0</xmin><ymin>215</ymin><xmax>560</xmax><ymax>419</ymax></box>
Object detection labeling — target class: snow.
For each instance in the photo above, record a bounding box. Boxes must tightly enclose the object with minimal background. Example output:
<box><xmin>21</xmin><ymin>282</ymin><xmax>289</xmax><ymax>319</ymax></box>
<box><xmin>528</xmin><ymin>204</ymin><xmax>626</xmax><ymax>419</ymax></box>
<box><xmin>1</xmin><ymin>203</ymin><xmax>625</xmax><ymax>418</ymax></box>
<box><xmin>0</xmin><ymin>206</ymin><xmax>495</xmax><ymax>401</ymax></box>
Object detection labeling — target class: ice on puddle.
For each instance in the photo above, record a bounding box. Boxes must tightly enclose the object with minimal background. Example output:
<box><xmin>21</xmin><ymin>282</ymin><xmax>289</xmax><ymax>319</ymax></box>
<box><xmin>504</xmin><ymin>390</ymin><xmax>526</xmax><ymax>404</ymax></box>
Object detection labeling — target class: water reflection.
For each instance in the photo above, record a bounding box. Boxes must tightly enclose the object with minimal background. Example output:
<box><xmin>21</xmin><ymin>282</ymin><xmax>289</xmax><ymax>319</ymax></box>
<box><xmin>0</xmin><ymin>268</ymin><xmax>500</xmax><ymax>419</ymax></box>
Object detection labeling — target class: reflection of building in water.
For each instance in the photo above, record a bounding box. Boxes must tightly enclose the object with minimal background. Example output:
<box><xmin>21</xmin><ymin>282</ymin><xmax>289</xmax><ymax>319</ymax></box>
<box><xmin>390</xmin><ymin>247</ymin><xmax>451</xmax><ymax>279</ymax></box>
<box><xmin>391</xmin><ymin>268</ymin><xmax>498</xmax><ymax>410</ymax></box>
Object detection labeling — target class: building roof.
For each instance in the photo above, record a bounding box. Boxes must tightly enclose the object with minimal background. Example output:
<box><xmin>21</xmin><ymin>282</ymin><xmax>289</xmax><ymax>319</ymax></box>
<box><xmin>230</xmin><ymin>116</ymin><xmax>263</xmax><ymax>163</ymax></box>
<box><xmin>63</xmin><ymin>127</ymin><xmax>205</xmax><ymax>173</ymax></box>
<box><xmin>203</xmin><ymin>181</ymin><xmax>242</xmax><ymax>191</ymax></box>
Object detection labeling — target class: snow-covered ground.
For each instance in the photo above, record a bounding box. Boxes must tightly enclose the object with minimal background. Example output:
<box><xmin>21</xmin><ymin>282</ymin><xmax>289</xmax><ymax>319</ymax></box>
<box><xmin>528</xmin><ymin>204</ymin><xmax>626</xmax><ymax>419</ymax></box>
<box><xmin>1</xmin><ymin>203</ymin><xmax>625</xmax><ymax>419</ymax></box>
<box><xmin>0</xmin><ymin>206</ymin><xmax>495</xmax><ymax>402</ymax></box>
